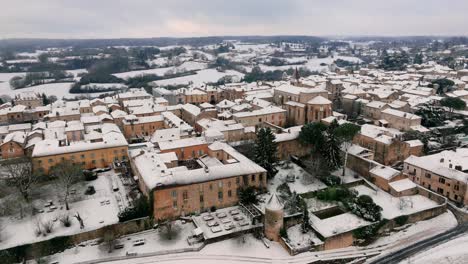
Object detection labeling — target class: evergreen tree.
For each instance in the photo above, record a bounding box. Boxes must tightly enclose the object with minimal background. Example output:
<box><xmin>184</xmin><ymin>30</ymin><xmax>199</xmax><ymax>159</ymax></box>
<box><xmin>299</xmin><ymin>122</ymin><xmax>327</xmax><ymax>153</ymax></box>
<box><xmin>414</xmin><ymin>53</ymin><xmax>423</xmax><ymax>64</ymax></box>
<box><xmin>335</xmin><ymin>123</ymin><xmax>361</xmax><ymax>176</ymax></box>
<box><xmin>41</xmin><ymin>93</ymin><xmax>49</xmax><ymax>105</ymax></box>
<box><xmin>441</xmin><ymin>97</ymin><xmax>466</xmax><ymax>118</ymax></box>
<box><xmin>254</xmin><ymin>127</ymin><xmax>278</xmax><ymax>179</ymax></box>
<box><xmin>322</xmin><ymin>125</ymin><xmax>343</xmax><ymax>171</ymax></box>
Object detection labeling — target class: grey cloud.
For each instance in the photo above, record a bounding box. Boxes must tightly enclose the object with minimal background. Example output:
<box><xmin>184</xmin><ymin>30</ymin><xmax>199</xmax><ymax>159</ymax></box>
<box><xmin>0</xmin><ymin>0</ymin><xmax>467</xmax><ymax>38</ymax></box>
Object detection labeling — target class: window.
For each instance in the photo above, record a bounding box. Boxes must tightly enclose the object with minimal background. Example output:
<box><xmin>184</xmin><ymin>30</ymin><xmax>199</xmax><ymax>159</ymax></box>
<box><xmin>437</xmin><ymin>187</ymin><xmax>443</xmax><ymax>194</ymax></box>
<box><xmin>218</xmin><ymin>191</ymin><xmax>223</xmax><ymax>200</ymax></box>
<box><xmin>218</xmin><ymin>182</ymin><xmax>223</xmax><ymax>188</ymax></box>
<box><xmin>228</xmin><ymin>181</ymin><xmax>231</xmax><ymax>187</ymax></box>
<box><xmin>439</xmin><ymin>178</ymin><xmax>445</xmax><ymax>184</ymax></box>
<box><xmin>92</xmin><ymin>160</ymin><xmax>96</xmax><ymax>164</ymax></box>
<box><xmin>259</xmin><ymin>174</ymin><xmax>263</xmax><ymax>182</ymax></box>
<box><xmin>455</xmin><ymin>185</ymin><xmax>460</xmax><ymax>191</ymax></box>
<box><xmin>251</xmin><ymin>174</ymin><xmax>256</xmax><ymax>182</ymax></box>
<box><xmin>199</xmin><ymin>193</ymin><xmax>204</xmax><ymax>203</ymax></box>
<box><xmin>228</xmin><ymin>190</ymin><xmax>232</xmax><ymax>197</ymax></box>
<box><xmin>209</xmin><ymin>184</ymin><xmax>213</xmax><ymax>190</ymax></box>
<box><xmin>81</xmin><ymin>154</ymin><xmax>85</xmax><ymax>159</ymax></box>
<box><xmin>183</xmin><ymin>190</ymin><xmax>188</xmax><ymax>201</ymax></box>
<box><xmin>48</xmin><ymin>158</ymin><xmax>53</xmax><ymax>163</ymax></box>
<box><xmin>91</xmin><ymin>153</ymin><xmax>95</xmax><ymax>158</ymax></box>
<box><xmin>172</xmin><ymin>200</ymin><xmax>177</xmax><ymax>209</ymax></box>
<box><xmin>425</xmin><ymin>173</ymin><xmax>431</xmax><ymax>178</ymax></box>
<box><xmin>171</xmin><ymin>190</ymin><xmax>177</xmax><ymax>198</ymax></box>
<box><xmin>236</xmin><ymin>177</ymin><xmax>240</xmax><ymax>185</ymax></box>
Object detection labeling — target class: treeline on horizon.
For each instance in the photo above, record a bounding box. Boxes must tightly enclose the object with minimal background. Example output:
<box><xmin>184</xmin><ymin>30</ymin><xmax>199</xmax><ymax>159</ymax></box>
<box><xmin>0</xmin><ymin>35</ymin><xmax>325</xmax><ymax>53</ymax></box>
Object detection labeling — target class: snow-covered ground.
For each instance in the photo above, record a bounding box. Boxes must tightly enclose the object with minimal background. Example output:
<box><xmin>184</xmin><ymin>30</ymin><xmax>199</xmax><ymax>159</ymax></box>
<box><xmin>259</xmin><ymin>55</ymin><xmax>362</xmax><ymax>72</ymax></box>
<box><xmin>351</xmin><ymin>185</ymin><xmax>440</xmax><ymax>219</ymax></box>
<box><xmin>269</xmin><ymin>161</ymin><xmax>328</xmax><ymax>195</ymax></box>
<box><xmin>43</xmin><ymin>220</ymin><xmax>198</xmax><ymax>264</ymax></box>
<box><xmin>0</xmin><ymin>174</ymin><xmax>123</xmax><ymax>250</ymax></box>
<box><xmin>82</xmin><ymin>83</ymin><xmax>128</xmax><ymax>90</ymax></box>
<box><xmin>152</xmin><ymin>69</ymin><xmax>244</xmax><ymax>87</ymax></box>
<box><xmin>371</xmin><ymin>211</ymin><xmax>457</xmax><ymax>248</ymax></box>
<box><xmin>113</xmin><ymin>61</ymin><xmax>208</xmax><ymax>80</ymax></box>
<box><xmin>399</xmin><ymin>233</ymin><xmax>468</xmax><ymax>264</ymax></box>
<box><xmin>286</xmin><ymin>224</ymin><xmax>323</xmax><ymax>249</ymax></box>
<box><xmin>0</xmin><ymin>82</ymin><xmax>74</xmax><ymax>98</ymax></box>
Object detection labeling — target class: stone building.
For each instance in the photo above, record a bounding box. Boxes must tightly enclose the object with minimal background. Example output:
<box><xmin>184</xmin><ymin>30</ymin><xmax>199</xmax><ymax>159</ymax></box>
<box><xmin>403</xmin><ymin>149</ymin><xmax>468</xmax><ymax>205</ymax></box>
<box><xmin>264</xmin><ymin>194</ymin><xmax>284</xmax><ymax>242</ymax></box>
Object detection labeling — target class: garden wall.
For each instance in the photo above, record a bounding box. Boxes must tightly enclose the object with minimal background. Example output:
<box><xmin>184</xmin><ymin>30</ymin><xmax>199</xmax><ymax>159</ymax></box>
<box><xmin>0</xmin><ymin>217</ymin><xmax>153</xmax><ymax>262</ymax></box>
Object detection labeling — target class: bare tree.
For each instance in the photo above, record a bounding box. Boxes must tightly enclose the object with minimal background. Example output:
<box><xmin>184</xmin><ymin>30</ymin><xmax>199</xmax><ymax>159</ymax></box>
<box><xmin>51</xmin><ymin>160</ymin><xmax>83</xmax><ymax>210</ymax></box>
<box><xmin>102</xmin><ymin>225</ymin><xmax>120</xmax><ymax>253</ymax></box>
<box><xmin>74</xmin><ymin>212</ymin><xmax>85</xmax><ymax>229</ymax></box>
<box><xmin>4</xmin><ymin>160</ymin><xmax>36</xmax><ymax>203</ymax></box>
<box><xmin>4</xmin><ymin>160</ymin><xmax>36</xmax><ymax>219</ymax></box>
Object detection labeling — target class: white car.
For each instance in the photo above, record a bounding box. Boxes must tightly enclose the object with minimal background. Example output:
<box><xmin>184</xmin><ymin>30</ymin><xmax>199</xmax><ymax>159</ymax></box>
<box><xmin>132</xmin><ymin>238</ymin><xmax>146</xmax><ymax>246</ymax></box>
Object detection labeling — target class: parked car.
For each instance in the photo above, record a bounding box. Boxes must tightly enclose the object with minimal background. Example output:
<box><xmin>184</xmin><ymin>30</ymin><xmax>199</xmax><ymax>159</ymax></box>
<box><xmin>132</xmin><ymin>238</ymin><xmax>145</xmax><ymax>246</ymax></box>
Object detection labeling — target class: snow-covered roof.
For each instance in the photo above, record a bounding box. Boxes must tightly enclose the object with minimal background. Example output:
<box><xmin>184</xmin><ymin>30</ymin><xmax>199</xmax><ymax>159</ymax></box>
<box><xmin>307</xmin><ymin>96</ymin><xmax>331</xmax><ymax>105</ymax></box>
<box><xmin>370</xmin><ymin>165</ymin><xmax>400</xmax><ymax>180</ymax></box>
<box><xmin>405</xmin><ymin>149</ymin><xmax>468</xmax><ymax>182</ymax></box>
<box><xmin>389</xmin><ymin>179</ymin><xmax>417</xmax><ymax>192</ymax></box>
<box><xmin>265</xmin><ymin>194</ymin><xmax>284</xmax><ymax>211</ymax></box>
<box><xmin>131</xmin><ymin>142</ymin><xmax>265</xmax><ymax>189</ymax></box>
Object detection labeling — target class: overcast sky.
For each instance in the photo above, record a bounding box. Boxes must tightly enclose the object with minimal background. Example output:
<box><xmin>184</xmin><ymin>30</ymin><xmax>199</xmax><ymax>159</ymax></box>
<box><xmin>1</xmin><ymin>0</ymin><xmax>467</xmax><ymax>39</ymax></box>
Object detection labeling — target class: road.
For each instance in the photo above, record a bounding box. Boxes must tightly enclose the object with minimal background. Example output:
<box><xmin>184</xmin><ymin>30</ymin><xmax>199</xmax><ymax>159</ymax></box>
<box><xmin>369</xmin><ymin>207</ymin><xmax>468</xmax><ymax>264</ymax></box>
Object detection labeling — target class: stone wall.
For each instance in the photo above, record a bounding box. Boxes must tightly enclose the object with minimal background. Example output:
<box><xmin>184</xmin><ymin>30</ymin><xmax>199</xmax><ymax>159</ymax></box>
<box><xmin>0</xmin><ymin>217</ymin><xmax>153</xmax><ymax>261</ymax></box>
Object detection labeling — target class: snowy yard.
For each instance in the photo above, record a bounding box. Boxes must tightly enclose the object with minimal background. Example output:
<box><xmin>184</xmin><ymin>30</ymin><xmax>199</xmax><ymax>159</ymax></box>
<box><xmin>286</xmin><ymin>224</ymin><xmax>323</xmax><ymax>249</ymax></box>
<box><xmin>351</xmin><ymin>185</ymin><xmax>440</xmax><ymax>219</ymax></box>
<box><xmin>0</xmin><ymin>173</ymin><xmax>127</xmax><ymax>250</ymax></box>
<box><xmin>269</xmin><ymin>161</ymin><xmax>327</xmax><ymax>195</ymax></box>
<box><xmin>43</xmin><ymin>220</ymin><xmax>198</xmax><ymax>264</ymax></box>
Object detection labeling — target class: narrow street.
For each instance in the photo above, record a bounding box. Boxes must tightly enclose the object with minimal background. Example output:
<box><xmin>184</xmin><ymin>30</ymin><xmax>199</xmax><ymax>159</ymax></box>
<box><xmin>368</xmin><ymin>206</ymin><xmax>468</xmax><ymax>264</ymax></box>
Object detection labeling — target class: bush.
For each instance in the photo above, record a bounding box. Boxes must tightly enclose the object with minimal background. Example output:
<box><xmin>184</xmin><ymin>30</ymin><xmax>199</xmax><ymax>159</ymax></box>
<box><xmin>321</xmin><ymin>175</ymin><xmax>341</xmax><ymax>186</ymax></box>
<box><xmin>118</xmin><ymin>196</ymin><xmax>150</xmax><ymax>222</ymax></box>
<box><xmin>59</xmin><ymin>214</ymin><xmax>72</xmax><ymax>227</ymax></box>
<box><xmin>277</xmin><ymin>182</ymin><xmax>292</xmax><ymax>197</ymax></box>
<box><xmin>84</xmin><ymin>186</ymin><xmax>96</xmax><ymax>195</ymax></box>
<box><xmin>84</xmin><ymin>170</ymin><xmax>97</xmax><ymax>181</ymax></box>
<box><xmin>316</xmin><ymin>187</ymin><xmax>354</xmax><ymax>201</ymax></box>
<box><xmin>42</xmin><ymin>220</ymin><xmax>54</xmax><ymax>234</ymax></box>
<box><xmin>238</xmin><ymin>186</ymin><xmax>259</xmax><ymax>204</ymax></box>
<box><xmin>345</xmin><ymin>195</ymin><xmax>382</xmax><ymax>222</ymax></box>
<box><xmin>353</xmin><ymin>219</ymin><xmax>388</xmax><ymax>242</ymax></box>
<box><xmin>395</xmin><ymin>215</ymin><xmax>409</xmax><ymax>226</ymax></box>
<box><xmin>279</xmin><ymin>227</ymin><xmax>288</xmax><ymax>239</ymax></box>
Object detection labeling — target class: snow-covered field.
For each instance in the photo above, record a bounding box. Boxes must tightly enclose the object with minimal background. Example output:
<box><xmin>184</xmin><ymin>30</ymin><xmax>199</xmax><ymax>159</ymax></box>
<box><xmin>351</xmin><ymin>185</ymin><xmax>440</xmax><ymax>219</ymax></box>
<box><xmin>152</xmin><ymin>69</ymin><xmax>244</xmax><ymax>87</ymax></box>
<box><xmin>113</xmin><ymin>61</ymin><xmax>208</xmax><ymax>80</ymax></box>
<box><xmin>0</xmin><ymin>175</ymin><xmax>122</xmax><ymax>250</ymax></box>
<box><xmin>0</xmin><ymin>82</ymin><xmax>74</xmax><ymax>98</ymax></box>
<box><xmin>259</xmin><ymin>56</ymin><xmax>362</xmax><ymax>72</ymax></box>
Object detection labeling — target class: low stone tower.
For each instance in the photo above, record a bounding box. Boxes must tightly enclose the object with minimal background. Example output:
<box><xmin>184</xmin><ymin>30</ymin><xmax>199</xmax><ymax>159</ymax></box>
<box><xmin>264</xmin><ymin>193</ymin><xmax>284</xmax><ymax>241</ymax></box>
